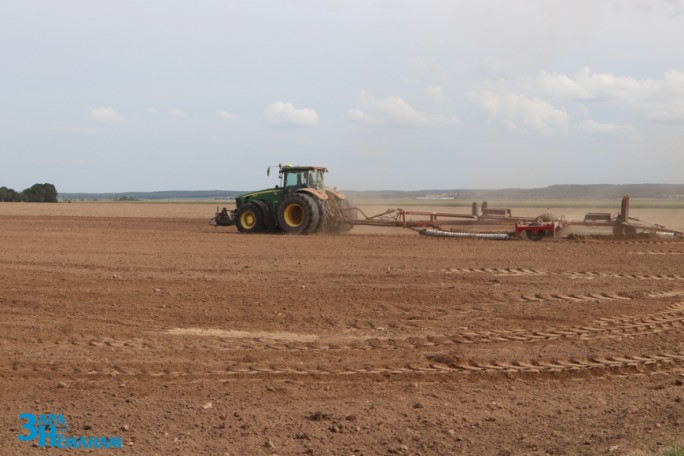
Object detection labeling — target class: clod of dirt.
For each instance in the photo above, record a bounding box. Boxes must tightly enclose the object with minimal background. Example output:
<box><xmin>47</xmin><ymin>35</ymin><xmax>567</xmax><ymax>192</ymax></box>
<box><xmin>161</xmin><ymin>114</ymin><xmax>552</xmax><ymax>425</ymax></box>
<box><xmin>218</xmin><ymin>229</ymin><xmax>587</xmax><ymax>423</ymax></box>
<box><xmin>426</xmin><ymin>353</ymin><xmax>461</xmax><ymax>366</ymax></box>
<box><xmin>306</xmin><ymin>411</ymin><xmax>331</xmax><ymax>421</ymax></box>
<box><xmin>56</xmin><ymin>381</ymin><xmax>67</xmax><ymax>389</ymax></box>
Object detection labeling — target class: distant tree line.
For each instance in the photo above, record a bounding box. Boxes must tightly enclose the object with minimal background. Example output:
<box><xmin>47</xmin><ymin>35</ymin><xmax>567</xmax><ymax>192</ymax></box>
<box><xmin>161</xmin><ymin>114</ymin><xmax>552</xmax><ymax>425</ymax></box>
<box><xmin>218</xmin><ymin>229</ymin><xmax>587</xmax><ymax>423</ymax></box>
<box><xmin>0</xmin><ymin>183</ymin><xmax>58</xmax><ymax>202</ymax></box>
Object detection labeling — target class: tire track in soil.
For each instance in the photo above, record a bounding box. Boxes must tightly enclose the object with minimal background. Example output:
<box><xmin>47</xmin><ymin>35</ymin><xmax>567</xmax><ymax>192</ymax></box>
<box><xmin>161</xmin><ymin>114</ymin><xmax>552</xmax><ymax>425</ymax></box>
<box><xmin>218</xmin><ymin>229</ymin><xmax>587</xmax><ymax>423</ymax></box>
<box><xmin>645</xmin><ymin>290</ymin><xmax>684</xmax><ymax>299</ymax></box>
<box><xmin>159</xmin><ymin>301</ymin><xmax>684</xmax><ymax>351</ymax></box>
<box><xmin>512</xmin><ymin>288</ymin><xmax>684</xmax><ymax>302</ymax></box>
<box><xmin>441</xmin><ymin>267</ymin><xmax>684</xmax><ymax>281</ymax></box>
<box><xmin>12</xmin><ymin>293</ymin><xmax>684</xmax><ymax>352</ymax></box>
<box><xmin>566</xmin><ymin>239</ymin><xmax>684</xmax><ymax>245</ymax></box>
<box><xmin>10</xmin><ymin>314</ymin><xmax>684</xmax><ymax>381</ymax></box>
<box><xmin>8</xmin><ymin>353</ymin><xmax>684</xmax><ymax>380</ymax></box>
<box><xmin>627</xmin><ymin>250</ymin><xmax>684</xmax><ymax>256</ymax></box>
<box><xmin>559</xmin><ymin>271</ymin><xmax>684</xmax><ymax>280</ymax></box>
<box><xmin>514</xmin><ymin>291</ymin><xmax>630</xmax><ymax>303</ymax></box>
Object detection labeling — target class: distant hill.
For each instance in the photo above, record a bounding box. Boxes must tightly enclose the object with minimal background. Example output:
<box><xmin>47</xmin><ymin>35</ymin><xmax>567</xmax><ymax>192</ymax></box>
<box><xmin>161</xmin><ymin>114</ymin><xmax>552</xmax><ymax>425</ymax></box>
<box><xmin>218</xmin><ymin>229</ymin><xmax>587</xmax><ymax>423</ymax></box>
<box><xmin>60</xmin><ymin>190</ymin><xmax>245</xmax><ymax>201</ymax></box>
<box><xmin>343</xmin><ymin>184</ymin><xmax>684</xmax><ymax>200</ymax></box>
<box><xmin>59</xmin><ymin>184</ymin><xmax>684</xmax><ymax>201</ymax></box>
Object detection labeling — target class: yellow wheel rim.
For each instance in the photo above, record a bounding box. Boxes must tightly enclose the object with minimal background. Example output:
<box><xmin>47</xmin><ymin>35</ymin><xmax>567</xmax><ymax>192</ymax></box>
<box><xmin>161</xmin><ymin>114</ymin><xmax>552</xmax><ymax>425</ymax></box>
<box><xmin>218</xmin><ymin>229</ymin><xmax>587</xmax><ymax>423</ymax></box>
<box><xmin>283</xmin><ymin>203</ymin><xmax>304</xmax><ymax>227</ymax></box>
<box><xmin>240</xmin><ymin>210</ymin><xmax>257</xmax><ymax>229</ymax></box>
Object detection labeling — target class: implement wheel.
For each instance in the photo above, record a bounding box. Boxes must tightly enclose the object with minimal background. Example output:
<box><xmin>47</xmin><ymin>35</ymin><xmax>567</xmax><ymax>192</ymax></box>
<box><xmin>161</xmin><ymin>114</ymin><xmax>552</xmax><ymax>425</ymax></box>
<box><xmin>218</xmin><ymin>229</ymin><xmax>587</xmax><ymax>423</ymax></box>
<box><xmin>525</xmin><ymin>229</ymin><xmax>546</xmax><ymax>241</ymax></box>
<box><xmin>236</xmin><ymin>202</ymin><xmax>265</xmax><ymax>233</ymax></box>
<box><xmin>277</xmin><ymin>193</ymin><xmax>320</xmax><ymax>234</ymax></box>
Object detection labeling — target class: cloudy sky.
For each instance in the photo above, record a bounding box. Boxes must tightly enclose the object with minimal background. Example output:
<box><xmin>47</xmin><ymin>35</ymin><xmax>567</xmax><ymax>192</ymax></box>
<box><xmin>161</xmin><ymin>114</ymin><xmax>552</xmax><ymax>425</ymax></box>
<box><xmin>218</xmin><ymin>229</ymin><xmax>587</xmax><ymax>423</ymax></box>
<box><xmin>1</xmin><ymin>0</ymin><xmax>683</xmax><ymax>192</ymax></box>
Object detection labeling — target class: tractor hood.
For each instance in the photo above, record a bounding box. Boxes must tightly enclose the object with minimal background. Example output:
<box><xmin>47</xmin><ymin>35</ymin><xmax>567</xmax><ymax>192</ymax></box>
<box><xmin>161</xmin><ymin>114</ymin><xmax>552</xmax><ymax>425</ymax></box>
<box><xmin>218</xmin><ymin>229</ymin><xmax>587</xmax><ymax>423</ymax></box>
<box><xmin>235</xmin><ymin>188</ymin><xmax>281</xmax><ymax>208</ymax></box>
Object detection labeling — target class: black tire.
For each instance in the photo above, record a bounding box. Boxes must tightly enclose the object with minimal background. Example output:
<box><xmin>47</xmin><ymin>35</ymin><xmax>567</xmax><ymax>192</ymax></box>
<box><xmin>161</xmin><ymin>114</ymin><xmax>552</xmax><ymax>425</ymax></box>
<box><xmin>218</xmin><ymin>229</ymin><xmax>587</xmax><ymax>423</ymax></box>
<box><xmin>315</xmin><ymin>199</ymin><xmax>329</xmax><ymax>233</ymax></box>
<box><xmin>337</xmin><ymin>198</ymin><xmax>356</xmax><ymax>233</ymax></box>
<box><xmin>525</xmin><ymin>229</ymin><xmax>546</xmax><ymax>241</ymax></box>
<box><xmin>252</xmin><ymin>200</ymin><xmax>274</xmax><ymax>230</ymax></box>
<box><xmin>236</xmin><ymin>202</ymin><xmax>265</xmax><ymax>233</ymax></box>
<box><xmin>327</xmin><ymin>198</ymin><xmax>355</xmax><ymax>233</ymax></box>
<box><xmin>277</xmin><ymin>193</ymin><xmax>320</xmax><ymax>234</ymax></box>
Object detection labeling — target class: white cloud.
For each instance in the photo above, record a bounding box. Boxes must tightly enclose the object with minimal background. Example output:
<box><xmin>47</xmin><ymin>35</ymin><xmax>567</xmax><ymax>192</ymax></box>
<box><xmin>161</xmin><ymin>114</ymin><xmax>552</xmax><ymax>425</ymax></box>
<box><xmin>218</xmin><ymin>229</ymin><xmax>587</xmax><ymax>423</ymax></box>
<box><xmin>264</xmin><ymin>101</ymin><xmax>319</xmax><ymax>127</ymax></box>
<box><xmin>348</xmin><ymin>109</ymin><xmax>383</xmax><ymax>126</ymax></box>
<box><xmin>215</xmin><ymin>110</ymin><xmax>237</xmax><ymax>122</ymax></box>
<box><xmin>467</xmin><ymin>90</ymin><xmax>568</xmax><ymax>136</ymax></box>
<box><xmin>470</xmin><ymin>67</ymin><xmax>684</xmax><ymax>137</ymax></box>
<box><xmin>88</xmin><ymin>106</ymin><xmax>126</xmax><ymax>124</ymax></box>
<box><xmin>618</xmin><ymin>0</ymin><xmax>684</xmax><ymax>16</ymax></box>
<box><xmin>577</xmin><ymin>120</ymin><xmax>637</xmax><ymax>140</ymax></box>
<box><xmin>144</xmin><ymin>107</ymin><xmax>157</xmax><ymax>113</ymax></box>
<box><xmin>168</xmin><ymin>108</ymin><xmax>187</xmax><ymax>118</ymax></box>
<box><xmin>423</xmin><ymin>85</ymin><xmax>446</xmax><ymax>102</ymax></box>
<box><xmin>642</xmin><ymin>103</ymin><xmax>684</xmax><ymax>123</ymax></box>
<box><xmin>535</xmin><ymin>67</ymin><xmax>662</xmax><ymax>102</ymax></box>
<box><xmin>534</xmin><ymin>68</ymin><xmax>684</xmax><ymax>122</ymax></box>
<box><xmin>349</xmin><ymin>91</ymin><xmax>459</xmax><ymax>127</ymax></box>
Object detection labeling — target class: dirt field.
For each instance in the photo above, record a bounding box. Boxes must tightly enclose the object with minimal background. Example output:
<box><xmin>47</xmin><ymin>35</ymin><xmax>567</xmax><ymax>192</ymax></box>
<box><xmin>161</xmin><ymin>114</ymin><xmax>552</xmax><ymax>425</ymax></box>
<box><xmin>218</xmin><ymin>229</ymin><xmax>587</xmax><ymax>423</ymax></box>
<box><xmin>1</xmin><ymin>202</ymin><xmax>684</xmax><ymax>455</ymax></box>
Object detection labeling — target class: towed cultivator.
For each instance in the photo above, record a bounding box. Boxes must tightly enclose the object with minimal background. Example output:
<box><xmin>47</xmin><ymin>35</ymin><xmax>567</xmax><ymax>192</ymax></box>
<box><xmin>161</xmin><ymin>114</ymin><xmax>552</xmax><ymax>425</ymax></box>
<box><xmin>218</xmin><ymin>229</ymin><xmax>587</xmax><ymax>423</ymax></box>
<box><xmin>352</xmin><ymin>195</ymin><xmax>682</xmax><ymax>241</ymax></box>
<box><xmin>352</xmin><ymin>195</ymin><xmax>683</xmax><ymax>241</ymax></box>
<box><xmin>212</xmin><ymin>165</ymin><xmax>681</xmax><ymax>240</ymax></box>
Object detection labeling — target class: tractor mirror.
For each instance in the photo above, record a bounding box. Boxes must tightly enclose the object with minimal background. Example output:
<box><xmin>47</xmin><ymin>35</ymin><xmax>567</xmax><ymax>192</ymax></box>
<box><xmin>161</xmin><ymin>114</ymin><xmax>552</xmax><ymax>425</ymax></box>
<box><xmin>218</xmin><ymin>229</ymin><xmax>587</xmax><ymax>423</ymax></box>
<box><xmin>267</xmin><ymin>165</ymin><xmax>279</xmax><ymax>177</ymax></box>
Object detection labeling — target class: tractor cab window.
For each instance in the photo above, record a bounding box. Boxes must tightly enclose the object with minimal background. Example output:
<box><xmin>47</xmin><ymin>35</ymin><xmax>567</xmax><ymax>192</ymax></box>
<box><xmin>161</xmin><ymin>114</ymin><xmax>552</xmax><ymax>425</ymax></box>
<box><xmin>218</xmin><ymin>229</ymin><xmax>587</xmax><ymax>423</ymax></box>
<box><xmin>283</xmin><ymin>170</ymin><xmax>325</xmax><ymax>190</ymax></box>
<box><xmin>308</xmin><ymin>170</ymin><xmax>325</xmax><ymax>189</ymax></box>
<box><xmin>284</xmin><ymin>171</ymin><xmax>306</xmax><ymax>189</ymax></box>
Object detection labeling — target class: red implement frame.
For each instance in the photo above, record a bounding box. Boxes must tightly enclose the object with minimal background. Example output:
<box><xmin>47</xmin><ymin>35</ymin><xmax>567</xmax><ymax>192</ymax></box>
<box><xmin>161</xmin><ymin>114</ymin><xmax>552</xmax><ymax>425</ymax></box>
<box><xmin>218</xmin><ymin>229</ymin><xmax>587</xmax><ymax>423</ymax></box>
<box><xmin>352</xmin><ymin>207</ymin><xmax>534</xmax><ymax>229</ymax></box>
<box><xmin>350</xmin><ymin>195</ymin><xmax>682</xmax><ymax>240</ymax></box>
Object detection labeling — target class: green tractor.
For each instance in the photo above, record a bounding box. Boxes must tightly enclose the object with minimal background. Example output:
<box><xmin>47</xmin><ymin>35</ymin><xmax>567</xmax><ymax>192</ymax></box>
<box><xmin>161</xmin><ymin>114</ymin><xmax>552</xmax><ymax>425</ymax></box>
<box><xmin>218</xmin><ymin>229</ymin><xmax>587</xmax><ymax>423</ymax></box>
<box><xmin>211</xmin><ymin>164</ymin><xmax>356</xmax><ymax>234</ymax></box>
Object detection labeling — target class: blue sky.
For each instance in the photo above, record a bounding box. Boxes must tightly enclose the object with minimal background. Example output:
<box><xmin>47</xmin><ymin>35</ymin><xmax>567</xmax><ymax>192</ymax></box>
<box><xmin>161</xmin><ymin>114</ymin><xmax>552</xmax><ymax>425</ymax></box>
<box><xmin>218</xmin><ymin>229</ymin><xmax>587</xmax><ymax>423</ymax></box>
<box><xmin>1</xmin><ymin>0</ymin><xmax>684</xmax><ymax>192</ymax></box>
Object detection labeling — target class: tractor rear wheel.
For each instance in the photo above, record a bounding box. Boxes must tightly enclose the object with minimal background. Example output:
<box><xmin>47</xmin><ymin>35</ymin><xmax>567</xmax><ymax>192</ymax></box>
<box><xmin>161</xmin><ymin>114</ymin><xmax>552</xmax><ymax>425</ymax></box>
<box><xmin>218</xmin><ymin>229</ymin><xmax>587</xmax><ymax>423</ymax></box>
<box><xmin>335</xmin><ymin>198</ymin><xmax>356</xmax><ymax>233</ymax></box>
<box><xmin>326</xmin><ymin>197</ymin><xmax>355</xmax><ymax>233</ymax></box>
<box><xmin>236</xmin><ymin>202</ymin><xmax>265</xmax><ymax>233</ymax></box>
<box><xmin>277</xmin><ymin>193</ymin><xmax>320</xmax><ymax>234</ymax></box>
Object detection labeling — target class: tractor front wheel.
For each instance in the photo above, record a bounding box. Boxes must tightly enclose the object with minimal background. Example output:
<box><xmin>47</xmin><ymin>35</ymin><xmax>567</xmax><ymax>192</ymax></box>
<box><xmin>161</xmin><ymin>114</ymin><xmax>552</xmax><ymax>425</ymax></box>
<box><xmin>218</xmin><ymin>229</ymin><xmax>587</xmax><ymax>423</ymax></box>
<box><xmin>236</xmin><ymin>202</ymin><xmax>265</xmax><ymax>233</ymax></box>
<box><xmin>277</xmin><ymin>193</ymin><xmax>320</xmax><ymax>234</ymax></box>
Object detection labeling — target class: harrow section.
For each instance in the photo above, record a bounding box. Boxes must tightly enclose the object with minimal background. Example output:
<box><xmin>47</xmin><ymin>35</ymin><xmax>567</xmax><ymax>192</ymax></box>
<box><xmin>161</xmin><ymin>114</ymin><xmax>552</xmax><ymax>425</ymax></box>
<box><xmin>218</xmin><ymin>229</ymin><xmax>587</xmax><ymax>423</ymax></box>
<box><xmin>349</xmin><ymin>195</ymin><xmax>682</xmax><ymax>241</ymax></box>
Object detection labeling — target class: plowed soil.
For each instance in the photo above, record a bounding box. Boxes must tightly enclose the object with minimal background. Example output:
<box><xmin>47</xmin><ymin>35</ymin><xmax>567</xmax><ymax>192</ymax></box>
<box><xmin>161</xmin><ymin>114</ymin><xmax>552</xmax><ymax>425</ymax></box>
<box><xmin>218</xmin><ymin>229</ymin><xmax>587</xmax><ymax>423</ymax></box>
<box><xmin>1</xmin><ymin>203</ymin><xmax>684</xmax><ymax>455</ymax></box>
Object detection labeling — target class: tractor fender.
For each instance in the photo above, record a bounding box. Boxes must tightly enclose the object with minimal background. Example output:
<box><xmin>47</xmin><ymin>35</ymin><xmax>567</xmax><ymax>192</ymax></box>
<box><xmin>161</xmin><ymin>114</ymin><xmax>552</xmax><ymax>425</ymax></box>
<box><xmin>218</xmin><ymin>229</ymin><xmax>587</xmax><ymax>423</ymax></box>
<box><xmin>296</xmin><ymin>188</ymin><xmax>328</xmax><ymax>201</ymax></box>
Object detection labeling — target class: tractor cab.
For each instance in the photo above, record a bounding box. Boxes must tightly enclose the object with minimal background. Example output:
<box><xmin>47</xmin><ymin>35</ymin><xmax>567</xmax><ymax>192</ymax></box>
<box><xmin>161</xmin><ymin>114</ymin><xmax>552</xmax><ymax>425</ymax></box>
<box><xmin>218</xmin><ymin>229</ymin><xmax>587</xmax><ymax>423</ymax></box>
<box><xmin>277</xmin><ymin>165</ymin><xmax>328</xmax><ymax>192</ymax></box>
